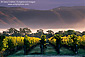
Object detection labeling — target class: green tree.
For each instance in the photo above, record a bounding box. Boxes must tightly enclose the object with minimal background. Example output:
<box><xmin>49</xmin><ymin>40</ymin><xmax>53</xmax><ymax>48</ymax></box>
<box><xmin>24</xmin><ymin>35</ymin><xmax>30</xmax><ymax>55</ymax></box>
<box><xmin>24</xmin><ymin>35</ymin><xmax>30</xmax><ymax>48</ymax></box>
<box><xmin>8</xmin><ymin>28</ymin><xmax>18</xmax><ymax>33</ymax></box>
<box><xmin>70</xmin><ymin>35</ymin><xmax>78</xmax><ymax>54</ymax></box>
<box><xmin>40</xmin><ymin>35</ymin><xmax>46</xmax><ymax>54</ymax></box>
<box><xmin>47</xmin><ymin>30</ymin><xmax>54</xmax><ymax>34</ymax></box>
<box><xmin>51</xmin><ymin>34</ymin><xmax>62</xmax><ymax>45</ymax></box>
<box><xmin>36</xmin><ymin>29</ymin><xmax>44</xmax><ymax>37</ymax></box>
<box><xmin>23</xmin><ymin>28</ymin><xmax>32</xmax><ymax>34</ymax></box>
<box><xmin>51</xmin><ymin>34</ymin><xmax>62</xmax><ymax>54</ymax></box>
<box><xmin>71</xmin><ymin>35</ymin><xmax>78</xmax><ymax>45</ymax></box>
<box><xmin>67</xmin><ymin>30</ymin><xmax>75</xmax><ymax>35</ymax></box>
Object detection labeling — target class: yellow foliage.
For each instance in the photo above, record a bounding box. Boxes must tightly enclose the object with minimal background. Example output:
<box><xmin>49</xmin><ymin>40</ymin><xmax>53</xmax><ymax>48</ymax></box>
<box><xmin>49</xmin><ymin>35</ymin><xmax>85</xmax><ymax>46</ymax></box>
<box><xmin>2</xmin><ymin>36</ymin><xmax>40</xmax><ymax>52</ymax></box>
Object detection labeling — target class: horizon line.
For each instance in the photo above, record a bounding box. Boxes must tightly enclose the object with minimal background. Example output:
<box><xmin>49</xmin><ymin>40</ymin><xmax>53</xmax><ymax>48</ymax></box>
<box><xmin>0</xmin><ymin>28</ymin><xmax>84</xmax><ymax>33</ymax></box>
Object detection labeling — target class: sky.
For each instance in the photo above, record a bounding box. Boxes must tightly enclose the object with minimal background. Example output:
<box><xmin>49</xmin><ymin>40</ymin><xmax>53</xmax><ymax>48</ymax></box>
<box><xmin>0</xmin><ymin>0</ymin><xmax>85</xmax><ymax>10</ymax></box>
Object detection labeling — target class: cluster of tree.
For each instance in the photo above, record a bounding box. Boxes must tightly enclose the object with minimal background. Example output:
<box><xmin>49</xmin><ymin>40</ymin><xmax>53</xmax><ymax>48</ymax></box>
<box><xmin>0</xmin><ymin>28</ymin><xmax>31</xmax><ymax>36</ymax></box>
<box><xmin>0</xmin><ymin>28</ymin><xmax>85</xmax><ymax>38</ymax></box>
<box><xmin>55</xmin><ymin>30</ymin><xmax>85</xmax><ymax>36</ymax></box>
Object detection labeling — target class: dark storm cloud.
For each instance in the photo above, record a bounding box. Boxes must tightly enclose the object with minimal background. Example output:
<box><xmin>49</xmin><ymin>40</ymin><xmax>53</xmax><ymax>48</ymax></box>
<box><xmin>0</xmin><ymin>0</ymin><xmax>85</xmax><ymax>10</ymax></box>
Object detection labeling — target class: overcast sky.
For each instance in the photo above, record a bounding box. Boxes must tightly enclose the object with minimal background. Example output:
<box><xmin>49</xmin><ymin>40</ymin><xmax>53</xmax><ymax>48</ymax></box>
<box><xmin>0</xmin><ymin>0</ymin><xmax>85</xmax><ymax>10</ymax></box>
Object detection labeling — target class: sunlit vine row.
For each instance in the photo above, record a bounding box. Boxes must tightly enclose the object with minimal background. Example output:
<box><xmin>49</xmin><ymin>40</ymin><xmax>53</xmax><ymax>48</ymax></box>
<box><xmin>2</xmin><ymin>36</ymin><xmax>41</xmax><ymax>51</ymax></box>
<box><xmin>48</xmin><ymin>35</ymin><xmax>85</xmax><ymax>46</ymax></box>
<box><xmin>24</xmin><ymin>35</ymin><xmax>41</xmax><ymax>47</ymax></box>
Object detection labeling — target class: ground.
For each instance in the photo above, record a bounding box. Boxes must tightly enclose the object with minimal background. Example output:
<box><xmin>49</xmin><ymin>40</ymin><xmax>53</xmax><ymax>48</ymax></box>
<box><xmin>7</xmin><ymin>43</ymin><xmax>85</xmax><ymax>57</ymax></box>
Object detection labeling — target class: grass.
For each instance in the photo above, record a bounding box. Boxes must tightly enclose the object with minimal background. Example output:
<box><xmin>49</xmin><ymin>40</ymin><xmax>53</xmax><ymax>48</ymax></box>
<box><xmin>6</xmin><ymin>44</ymin><xmax>85</xmax><ymax>57</ymax></box>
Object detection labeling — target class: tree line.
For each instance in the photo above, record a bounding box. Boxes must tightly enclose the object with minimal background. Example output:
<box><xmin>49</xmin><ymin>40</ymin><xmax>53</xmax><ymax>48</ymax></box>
<box><xmin>0</xmin><ymin>28</ymin><xmax>85</xmax><ymax>38</ymax></box>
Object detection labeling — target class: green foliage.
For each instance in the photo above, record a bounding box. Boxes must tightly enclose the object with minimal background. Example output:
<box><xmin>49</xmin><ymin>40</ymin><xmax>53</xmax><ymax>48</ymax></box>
<box><xmin>40</xmin><ymin>35</ymin><xmax>46</xmax><ymax>41</ymax></box>
<box><xmin>40</xmin><ymin>35</ymin><xmax>46</xmax><ymax>45</ymax></box>
<box><xmin>1</xmin><ymin>36</ymin><xmax>40</xmax><ymax>52</ymax></box>
<box><xmin>49</xmin><ymin>34</ymin><xmax>85</xmax><ymax>47</ymax></box>
<box><xmin>24</xmin><ymin>35</ymin><xmax>30</xmax><ymax>48</ymax></box>
<box><xmin>7</xmin><ymin>39</ymin><xmax>15</xmax><ymax>50</ymax></box>
<box><xmin>54</xmin><ymin>34</ymin><xmax>62</xmax><ymax>45</ymax></box>
<box><xmin>53</xmin><ymin>34</ymin><xmax>61</xmax><ymax>39</ymax></box>
<box><xmin>70</xmin><ymin>35</ymin><xmax>78</xmax><ymax>45</ymax></box>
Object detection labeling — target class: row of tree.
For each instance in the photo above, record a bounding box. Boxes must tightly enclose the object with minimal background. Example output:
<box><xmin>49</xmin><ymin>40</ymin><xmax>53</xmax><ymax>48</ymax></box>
<box><xmin>0</xmin><ymin>28</ymin><xmax>85</xmax><ymax>38</ymax></box>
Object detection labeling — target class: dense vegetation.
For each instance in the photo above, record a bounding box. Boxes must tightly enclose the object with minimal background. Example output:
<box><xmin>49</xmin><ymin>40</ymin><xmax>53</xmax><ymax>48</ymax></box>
<box><xmin>0</xmin><ymin>36</ymin><xmax>40</xmax><ymax>53</ymax></box>
<box><xmin>0</xmin><ymin>28</ymin><xmax>85</xmax><ymax>37</ymax></box>
<box><xmin>0</xmin><ymin>28</ymin><xmax>85</xmax><ymax>56</ymax></box>
<box><xmin>48</xmin><ymin>35</ymin><xmax>85</xmax><ymax>47</ymax></box>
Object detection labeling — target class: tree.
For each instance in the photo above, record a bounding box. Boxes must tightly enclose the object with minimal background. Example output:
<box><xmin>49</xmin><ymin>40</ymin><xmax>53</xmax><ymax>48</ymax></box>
<box><xmin>20</xmin><ymin>28</ymin><xmax>32</xmax><ymax>35</ymax></box>
<box><xmin>24</xmin><ymin>35</ymin><xmax>30</xmax><ymax>55</ymax></box>
<box><xmin>46</xmin><ymin>30</ymin><xmax>54</xmax><ymax>35</ymax></box>
<box><xmin>51</xmin><ymin>34</ymin><xmax>62</xmax><ymax>54</ymax></box>
<box><xmin>46</xmin><ymin>30</ymin><xmax>54</xmax><ymax>38</ymax></box>
<box><xmin>8</xmin><ymin>28</ymin><xmax>15</xmax><ymax>33</ymax></box>
<box><xmin>70</xmin><ymin>35</ymin><xmax>78</xmax><ymax>54</ymax></box>
<box><xmin>63</xmin><ymin>31</ymin><xmax>68</xmax><ymax>36</ymax></box>
<box><xmin>55</xmin><ymin>31</ymin><xmax>63</xmax><ymax>36</ymax></box>
<box><xmin>8</xmin><ymin>28</ymin><xmax>18</xmax><ymax>34</ymax></box>
<box><xmin>37</xmin><ymin>29</ymin><xmax>43</xmax><ymax>33</ymax></box>
<box><xmin>3</xmin><ymin>31</ymin><xmax>8</xmax><ymax>36</ymax></box>
<box><xmin>67</xmin><ymin>30</ymin><xmax>75</xmax><ymax>35</ymax></box>
<box><xmin>71</xmin><ymin>35</ymin><xmax>78</xmax><ymax>45</ymax></box>
<box><xmin>40</xmin><ymin>35</ymin><xmax>46</xmax><ymax>54</ymax></box>
<box><xmin>23</xmin><ymin>28</ymin><xmax>32</xmax><ymax>34</ymax></box>
<box><xmin>24</xmin><ymin>35</ymin><xmax>30</xmax><ymax>48</ymax></box>
<box><xmin>74</xmin><ymin>31</ymin><xmax>81</xmax><ymax>36</ymax></box>
<box><xmin>36</xmin><ymin>29</ymin><xmax>44</xmax><ymax>37</ymax></box>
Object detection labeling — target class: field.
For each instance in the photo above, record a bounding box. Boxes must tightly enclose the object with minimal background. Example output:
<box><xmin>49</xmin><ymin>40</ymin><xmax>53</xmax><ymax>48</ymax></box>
<box><xmin>0</xmin><ymin>35</ymin><xmax>85</xmax><ymax>57</ymax></box>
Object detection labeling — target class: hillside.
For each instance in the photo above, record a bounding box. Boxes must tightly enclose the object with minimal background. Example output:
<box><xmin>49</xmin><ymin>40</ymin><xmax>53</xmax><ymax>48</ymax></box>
<box><xmin>0</xmin><ymin>6</ymin><xmax>85</xmax><ymax>29</ymax></box>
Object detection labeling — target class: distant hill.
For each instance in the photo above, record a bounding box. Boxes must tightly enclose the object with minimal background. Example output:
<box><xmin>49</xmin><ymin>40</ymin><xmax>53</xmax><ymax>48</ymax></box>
<box><xmin>0</xmin><ymin>6</ymin><xmax>85</xmax><ymax>29</ymax></box>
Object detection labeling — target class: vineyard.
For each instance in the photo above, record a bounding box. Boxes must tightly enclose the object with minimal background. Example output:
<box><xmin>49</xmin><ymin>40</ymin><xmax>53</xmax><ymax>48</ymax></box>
<box><xmin>0</xmin><ymin>35</ymin><xmax>41</xmax><ymax>56</ymax></box>
<box><xmin>48</xmin><ymin>35</ymin><xmax>85</xmax><ymax>47</ymax></box>
<box><xmin>0</xmin><ymin>34</ymin><xmax>85</xmax><ymax>56</ymax></box>
<box><xmin>48</xmin><ymin>34</ymin><xmax>85</xmax><ymax>54</ymax></box>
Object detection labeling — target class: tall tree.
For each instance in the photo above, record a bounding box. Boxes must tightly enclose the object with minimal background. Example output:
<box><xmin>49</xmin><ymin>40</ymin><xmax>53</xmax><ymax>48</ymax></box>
<box><xmin>36</xmin><ymin>29</ymin><xmax>44</xmax><ymax>37</ymax></box>
<box><xmin>46</xmin><ymin>30</ymin><xmax>54</xmax><ymax>35</ymax></box>
<box><xmin>8</xmin><ymin>28</ymin><xmax>18</xmax><ymax>33</ymax></box>
<box><xmin>46</xmin><ymin>30</ymin><xmax>54</xmax><ymax>38</ymax></box>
